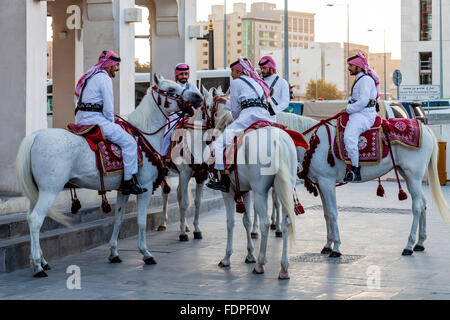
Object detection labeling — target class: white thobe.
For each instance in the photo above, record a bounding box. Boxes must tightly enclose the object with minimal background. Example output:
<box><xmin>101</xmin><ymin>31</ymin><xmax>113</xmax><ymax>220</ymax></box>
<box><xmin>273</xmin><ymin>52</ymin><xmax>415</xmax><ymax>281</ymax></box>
<box><xmin>75</xmin><ymin>70</ymin><xmax>138</xmax><ymax>180</ymax></box>
<box><xmin>263</xmin><ymin>74</ymin><xmax>290</xmax><ymax>121</ymax></box>
<box><xmin>212</xmin><ymin>75</ymin><xmax>272</xmax><ymax>170</ymax></box>
<box><xmin>160</xmin><ymin>81</ymin><xmax>202</xmax><ymax>157</ymax></box>
<box><xmin>344</xmin><ymin>72</ymin><xmax>378</xmax><ymax>167</ymax></box>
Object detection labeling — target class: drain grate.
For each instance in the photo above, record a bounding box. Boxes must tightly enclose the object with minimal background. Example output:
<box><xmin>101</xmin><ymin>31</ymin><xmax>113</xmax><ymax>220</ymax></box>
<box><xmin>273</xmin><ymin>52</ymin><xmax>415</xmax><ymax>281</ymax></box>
<box><xmin>290</xmin><ymin>253</ymin><xmax>364</xmax><ymax>264</ymax></box>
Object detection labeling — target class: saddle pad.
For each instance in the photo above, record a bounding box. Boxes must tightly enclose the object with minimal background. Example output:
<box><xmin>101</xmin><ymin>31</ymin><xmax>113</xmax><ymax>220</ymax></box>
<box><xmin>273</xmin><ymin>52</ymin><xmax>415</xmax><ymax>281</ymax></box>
<box><xmin>67</xmin><ymin>123</ymin><xmax>143</xmax><ymax>175</ymax></box>
<box><xmin>333</xmin><ymin>114</ymin><xmax>388</xmax><ymax>165</ymax></box>
<box><xmin>382</xmin><ymin>118</ymin><xmax>422</xmax><ymax>149</ymax></box>
<box><xmin>224</xmin><ymin>120</ymin><xmax>309</xmax><ymax>170</ymax></box>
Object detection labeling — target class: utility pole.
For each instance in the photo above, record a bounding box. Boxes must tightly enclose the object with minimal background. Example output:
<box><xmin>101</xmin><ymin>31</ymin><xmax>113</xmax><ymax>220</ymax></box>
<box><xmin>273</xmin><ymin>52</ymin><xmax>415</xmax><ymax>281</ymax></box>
<box><xmin>197</xmin><ymin>20</ymin><xmax>215</xmax><ymax>70</ymax></box>
<box><xmin>284</xmin><ymin>0</ymin><xmax>289</xmax><ymax>82</ymax></box>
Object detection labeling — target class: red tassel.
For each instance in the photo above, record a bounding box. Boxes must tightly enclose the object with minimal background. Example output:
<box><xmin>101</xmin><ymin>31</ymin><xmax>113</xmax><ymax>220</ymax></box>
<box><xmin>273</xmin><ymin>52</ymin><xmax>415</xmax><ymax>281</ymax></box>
<box><xmin>71</xmin><ymin>197</ymin><xmax>81</xmax><ymax>214</ymax></box>
<box><xmin>295</xmin><ymin>202</ymin><xmax>305</xmax><ymax>215</ymax></box>
<box><xmin>236</xmin><ymin>199</ymin><xmax>246</xmax><ymax>214</ymax></box>
<box><xmin>101</xmin><ymin>196</ymin><xmax>112</xmax><ymax>213</ymax></box>
<box><xmin>162</xmin><ymin>180</ymin><xmax>171</xmax><ymax>194</ymax></box>
<box><xmin>327</xmin><ymin>149</ymin><xmax>335</xmax><ymax>167</ymax></box>
<box><xmin>398</xmin><ymin>189</ymin><xmax>408</xmax><ymax>201</ymax></box>
<box><xmin>376</xmin><ymin>183</ymin><xmax>385</xmax><ymax>197</ymax></box>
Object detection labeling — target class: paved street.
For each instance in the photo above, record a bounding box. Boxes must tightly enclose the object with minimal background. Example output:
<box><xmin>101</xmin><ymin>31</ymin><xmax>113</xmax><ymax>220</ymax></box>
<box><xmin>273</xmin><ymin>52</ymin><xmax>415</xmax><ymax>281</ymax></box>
<box><xmin>0</xmin><ymin>180</ymin><xmax>449</xmax><ymax>300</ymax></box>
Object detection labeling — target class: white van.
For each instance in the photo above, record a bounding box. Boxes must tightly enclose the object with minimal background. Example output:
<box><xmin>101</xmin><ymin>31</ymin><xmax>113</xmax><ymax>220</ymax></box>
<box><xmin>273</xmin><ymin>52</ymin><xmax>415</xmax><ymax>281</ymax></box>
<box><xmin>196</xmin><ymin>69</ymin><xmax>231</xmax><ymax>93</ymax></box>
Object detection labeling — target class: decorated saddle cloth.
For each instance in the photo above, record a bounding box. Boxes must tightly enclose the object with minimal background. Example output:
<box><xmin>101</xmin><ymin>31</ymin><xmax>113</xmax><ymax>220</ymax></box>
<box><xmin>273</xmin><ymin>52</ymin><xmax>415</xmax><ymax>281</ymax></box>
<box><xmin>67</xmin><ymin>121</ymin><xmax>143</xmax><ymax>175</ymax></box>
<box><xmin>224</xmin><ymin>120</ymin><xmax>309</xmax><ymax>171</ymax></box>
<box><xmin>333</xmin><ymin>113</ymin><xmax>422</xmax><ymax>165</ymax></box>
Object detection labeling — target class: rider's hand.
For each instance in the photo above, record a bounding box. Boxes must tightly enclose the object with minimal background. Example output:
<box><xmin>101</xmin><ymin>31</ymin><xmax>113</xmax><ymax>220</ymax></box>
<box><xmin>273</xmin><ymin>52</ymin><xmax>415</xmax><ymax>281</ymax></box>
<box><xmin>213</xmin><ymin>96</ymin><xmax>227</xmax><ymax>104</ymax></box>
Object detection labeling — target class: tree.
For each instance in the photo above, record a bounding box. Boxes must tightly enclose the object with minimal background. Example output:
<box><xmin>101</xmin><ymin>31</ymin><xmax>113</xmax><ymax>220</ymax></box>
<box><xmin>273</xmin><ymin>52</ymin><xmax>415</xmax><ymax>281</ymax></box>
<box><xmin>305</xmin><ymin>78</ymin><xmax>344</xmax><ymax>100</ymax></box>
<box><xmin>135</xmin><ymin>60</ymin><xmax>150</xmax><ymax>73</ymax></box>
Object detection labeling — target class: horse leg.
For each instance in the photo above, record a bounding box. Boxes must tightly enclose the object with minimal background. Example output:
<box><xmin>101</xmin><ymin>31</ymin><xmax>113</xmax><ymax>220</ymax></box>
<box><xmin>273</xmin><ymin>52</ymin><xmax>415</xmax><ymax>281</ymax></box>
<box><xmin>158</xmin><ymin>189</ymin><xmax>169</xmax><ymax>231</ymax></box>
<box><xmin>415</xmin><ymin>194</ymin><xmax>427</xmax><ymax>252</ymax></box>
<box><xmin>251</xmin><ymin>193</ymin><xmax>259</xmax><ymax>239</ymax></box>
<box><xmin>317</xmin><ymin>180</ymin><xmax>341</xmax><ymax>257</ymax></box>
<box><xmin>272</xmin><ymin>188</ymin><xmax>282</xmax><ymax>237</ymax></box>
<box><xmin>401</xmin><ymin>174</ymin><xmax>425</xmax><ymax>256</ymax></box>
<box><xmin>242</xmin><ymin>193</ymin><xmax>256</xmax><ymax>263</ymax></box>
<box><xmin>136</xmin><ymin>191</ymin><xmax>156</xmax><ymax>264</ymax></box>
<box><xmin>192</xmin><ymin>182</ymin><xmax>204</xmax><ymax>239</ymax></box>
<box><xmin>27</xmin><ymin>191</ymin><xmax>58</xmax><ymax>277</ymax></box>
<box><xmin>219</xmin><ymin>191</ymin><xmax>236</xmax><ymax>267</ymax></box>
<box><xmin>253</xmin><ymin>192</ymin><xmax>269</xmax><ymax>275</ymax></box>
<box><xmin>177</xmin><ymin>171</ymin><xmax>191</xmax><ymax>241</ymax></box>
<box><xmin>279</xmin><ymin>208</ymin><xmax>291</xmax><ymax>279</ymax></box>
<box><xmin>40</xmin><ymin>249</ymin><xmax>51</xmax><ymax>271</ymax></box>
<box><xmin>108</xmin><ymin>192</ymin><xmax>130</xmax><ymax>263</ymax></box>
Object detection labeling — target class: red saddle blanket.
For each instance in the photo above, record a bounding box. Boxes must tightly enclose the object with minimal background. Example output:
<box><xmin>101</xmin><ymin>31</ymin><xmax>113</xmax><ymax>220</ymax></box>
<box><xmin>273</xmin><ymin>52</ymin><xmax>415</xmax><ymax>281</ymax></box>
<box><xmin>224</xmin><ymin>120</ymin><xmax>309</xmax><ymax>170</ymax></box>
<box><xmin>67</xmin><ymin>122</ymin><xmax>143</xmax><ymax>175</ymax></box>
<box><xmin>333</xmin><ymin>114</ymin><xmax>422</xmax><ymax>165</ymax></box>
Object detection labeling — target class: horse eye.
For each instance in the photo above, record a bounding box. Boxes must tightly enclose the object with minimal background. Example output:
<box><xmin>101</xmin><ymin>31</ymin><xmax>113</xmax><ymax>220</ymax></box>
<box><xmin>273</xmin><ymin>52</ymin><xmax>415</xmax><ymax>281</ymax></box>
<box><xmin>168</xmin><ymin>88</ymin><xmax>175</xmax><ymax>93</ymax></box>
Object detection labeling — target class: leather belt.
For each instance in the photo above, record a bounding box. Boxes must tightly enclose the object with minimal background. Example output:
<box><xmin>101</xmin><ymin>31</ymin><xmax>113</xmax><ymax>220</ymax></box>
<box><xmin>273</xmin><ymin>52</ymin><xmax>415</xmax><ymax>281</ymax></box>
<box><xmin>241</xmin><ymin>99</ymin><xmax>268</xmax><ymax>111</ymax></box>
<box><xmin>75</xmin><ymin>102</ymin><xmax>103</xmax><ymax>115</ymax></box>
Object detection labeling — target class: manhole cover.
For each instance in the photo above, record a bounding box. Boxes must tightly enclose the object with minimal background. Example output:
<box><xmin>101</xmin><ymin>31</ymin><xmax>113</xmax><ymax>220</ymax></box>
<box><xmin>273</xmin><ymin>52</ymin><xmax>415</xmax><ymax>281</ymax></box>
<box><xmin>290</xmin><ymin>253</ymin><xmax>364</xmax><ymax>264</ymax></box>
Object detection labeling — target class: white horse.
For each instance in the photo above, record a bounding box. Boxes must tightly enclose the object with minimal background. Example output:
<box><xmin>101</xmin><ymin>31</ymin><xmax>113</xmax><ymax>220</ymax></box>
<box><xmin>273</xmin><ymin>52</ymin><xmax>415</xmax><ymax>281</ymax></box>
<box><xmin>15</xmin><ymin>74</ymin><xmax>203</xmax><ymax>277</ymax></box>
<box><xmin>276</xmin><ymin>112</ymin><xmax>450</xmax><ymax>257</ymax></box>
<box><xmin>210</xmin><ymin>93</ymin><xmax>298</xmax><ymax>279</ymax></box>
<box><xmin>157</xmin><ymin>86</ymin><xmax>229</xmax><ymax>241</ymax></box>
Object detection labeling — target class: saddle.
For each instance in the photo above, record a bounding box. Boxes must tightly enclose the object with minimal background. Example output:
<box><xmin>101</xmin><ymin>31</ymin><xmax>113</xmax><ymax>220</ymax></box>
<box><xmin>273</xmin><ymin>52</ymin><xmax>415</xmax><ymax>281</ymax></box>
<box><xmin>333</xmin><ymin>113</ymin><xmax>422</xmax><ymax>165</ymax></box>
<box><xmin>66</xmin><ymin>116</ymin><xmax>170</xmax><ymax>214</ymax></box>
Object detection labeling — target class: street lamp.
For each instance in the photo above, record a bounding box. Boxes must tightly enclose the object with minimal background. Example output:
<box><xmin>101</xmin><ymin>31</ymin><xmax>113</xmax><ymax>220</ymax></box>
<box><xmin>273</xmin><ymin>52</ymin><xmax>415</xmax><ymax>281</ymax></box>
<box><xmin>368</xmin><ymin>28</ymin><xmax>387</xmax><ymax>100</ymax></box>
<box><xmin>326</xmin><ymin>2</ymin><xmax>349</xmax><ymax>100</ymax></box>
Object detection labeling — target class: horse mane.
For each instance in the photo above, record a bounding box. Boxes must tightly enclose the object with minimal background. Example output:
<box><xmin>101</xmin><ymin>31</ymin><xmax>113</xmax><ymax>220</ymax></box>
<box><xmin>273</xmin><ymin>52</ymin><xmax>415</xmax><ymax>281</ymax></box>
<box><xmin>215</xmin><ymin>107</ymin><xmax>233</xmax><ymax>133</ymax></box>
<box><xmin>276</xmin><ymin>112</ymin><xmax>318</xmax><ymax>134</ymax></box>
<box><xmin>127</xmin><ymin>87</ymin><xmax>154</xmax><ymax>130</ymax></box>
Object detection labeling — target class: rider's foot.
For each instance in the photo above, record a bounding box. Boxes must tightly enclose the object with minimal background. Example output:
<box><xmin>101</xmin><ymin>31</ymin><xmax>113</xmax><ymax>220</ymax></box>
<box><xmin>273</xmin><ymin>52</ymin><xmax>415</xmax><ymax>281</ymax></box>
<box><xmin>344</xmin><ymin>165</ymin><xmax>361</xmax><ymax>182</ymax></box>
<box><xmin>120</xmin><ymin>178</ymin><xmax>147</xmax><ymax>195</ymax></box>
<box><xmin>206</xmin><ymin>173</ymin><xmax>230</xmax><ymax>193</ymax></box>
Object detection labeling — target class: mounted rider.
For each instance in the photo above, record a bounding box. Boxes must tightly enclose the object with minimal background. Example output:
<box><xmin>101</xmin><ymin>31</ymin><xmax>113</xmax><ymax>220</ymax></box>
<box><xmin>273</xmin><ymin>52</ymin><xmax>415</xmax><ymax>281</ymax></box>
<box><xmin>74</xmin><ymin>50</ymin><xmax>146</xmax><ymax>195</ymax></box>
<box><xmin>160</xmin><ymin>63</ymin><xmax>202</xmax><ymax>158</ymax></box>
<box><xmin>206</xmin><ymin>57</ymin><xmax>273</xmax><ymax>192</ymax></box>
<box><xmin>344</xmin><ymin>52</ymin><xmax>380</xmax><ymax>182</ymax></box>
<box><xmin>258</xmin><ymin>55</ymin><xmax>290</xmax><ymax>120</ymax></box>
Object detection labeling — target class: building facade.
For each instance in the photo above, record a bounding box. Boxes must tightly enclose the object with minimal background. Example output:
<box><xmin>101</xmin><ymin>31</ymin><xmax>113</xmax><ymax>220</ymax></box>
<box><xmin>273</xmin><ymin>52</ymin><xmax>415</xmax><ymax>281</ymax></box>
<box><xmin>401</xmin><ymin>0</ymin><xmax>450</xmax><ymax>97</ymax></box>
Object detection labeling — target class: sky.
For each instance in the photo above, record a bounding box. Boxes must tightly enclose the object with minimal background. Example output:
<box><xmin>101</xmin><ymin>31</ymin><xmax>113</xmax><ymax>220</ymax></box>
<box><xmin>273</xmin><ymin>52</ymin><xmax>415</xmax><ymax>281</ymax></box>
<box><xmin>47</xmin><ymin>0</ymin><xmax>401</xmax><ymax>63</ymax></box>
<box><xmin>196</xmin><ymin>0</ymin><xmax>402</xmax><ymax>59</ymax></box>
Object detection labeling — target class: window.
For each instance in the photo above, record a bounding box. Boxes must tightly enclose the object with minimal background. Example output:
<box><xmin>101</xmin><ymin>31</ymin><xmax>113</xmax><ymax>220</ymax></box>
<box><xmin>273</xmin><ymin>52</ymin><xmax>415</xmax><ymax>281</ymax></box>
<box><xmin>419</xmin><ymin>52</ymin><xmax>432</xmax><ymax>84</ymax></box>
<box><xmin>203</xmin><ymin>60</ymin><xmax>208</xmax><ymax>64</ymax></box>
<box><xmin>420</xmin><ymin>0</ymin><xmax>432</xmax><ymax>41</ymax></box>
<box><xmin>203</xmin><ymin>52</ymin><xmax>208</xmax><ymax>56</ymax></box>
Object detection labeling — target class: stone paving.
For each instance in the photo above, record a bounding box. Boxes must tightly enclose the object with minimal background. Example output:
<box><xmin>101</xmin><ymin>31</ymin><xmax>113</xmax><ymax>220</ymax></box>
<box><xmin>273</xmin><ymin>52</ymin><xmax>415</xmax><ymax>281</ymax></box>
<box><xmin>0</xmin><ymin>180</ymin><xmax>449</xmax><ymax>300</ymax></box>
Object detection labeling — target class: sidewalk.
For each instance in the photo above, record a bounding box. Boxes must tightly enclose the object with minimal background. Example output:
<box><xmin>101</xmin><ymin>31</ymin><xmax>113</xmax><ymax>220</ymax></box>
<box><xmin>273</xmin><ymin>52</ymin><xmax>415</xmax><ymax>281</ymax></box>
<box><xmin>0</xmin><ymin>180</ymin><xmax>449</xmax><ymax>300</ymax></box>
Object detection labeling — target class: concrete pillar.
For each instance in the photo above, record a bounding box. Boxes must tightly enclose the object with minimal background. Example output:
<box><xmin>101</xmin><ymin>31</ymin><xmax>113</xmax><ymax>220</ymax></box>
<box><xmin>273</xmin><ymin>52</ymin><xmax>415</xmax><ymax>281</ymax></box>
<box><xmin>50</xmin><ymin>0</ymin><xmax>84</xmax><ymax>129</ymax></box>
<box><xmin>82</xmin><ymin>0</ymin><xmax>137</xmax><ymax>115</ymax></box>
<box><xmin>0</xmin><ymin>0</ymin><xmax>47</xmax><ymax>194</ymax></box>
<box><xmin>151</xmin><ymin>0</ymin><xmax>198</xmax><ymax>82</ymax></box>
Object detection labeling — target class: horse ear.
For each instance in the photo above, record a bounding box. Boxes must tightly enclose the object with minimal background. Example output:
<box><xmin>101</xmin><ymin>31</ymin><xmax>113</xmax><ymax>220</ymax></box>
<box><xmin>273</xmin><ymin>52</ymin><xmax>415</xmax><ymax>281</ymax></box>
<box><xmin>212</xmin><ymin>88</ymin><xmax>217</xmax><ymax>97</ymax></box>
<box><xmin>225</xmin><ymin>87</ymin><xmax>230</xmax><ymax>95</ymax></box>
<box><xmin>202</xmin><ymin>85</ymin><xmax>208</xmax><ymax>96</ymax></box>
<box><xmin>217</xmin><ymin>85</ymin><xmax>222</xmax><ymax>93</ymax></box>
<box><xmin>153</xmin><ymin>73</ymin><xmax>160</xmax><ymax>86</ymax></box>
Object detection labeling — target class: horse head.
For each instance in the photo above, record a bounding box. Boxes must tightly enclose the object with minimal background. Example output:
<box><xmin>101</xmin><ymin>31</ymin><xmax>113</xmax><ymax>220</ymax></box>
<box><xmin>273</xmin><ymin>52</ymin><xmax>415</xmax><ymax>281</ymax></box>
<box><xmin>207</xmin><ymin>85</ymin><xmax>233</xmax><ymax>133</ymax></box>
<box><xmin>153</xmin><ymin>73</ymin><xmax>202</xmax><ymax>117</ymax></box>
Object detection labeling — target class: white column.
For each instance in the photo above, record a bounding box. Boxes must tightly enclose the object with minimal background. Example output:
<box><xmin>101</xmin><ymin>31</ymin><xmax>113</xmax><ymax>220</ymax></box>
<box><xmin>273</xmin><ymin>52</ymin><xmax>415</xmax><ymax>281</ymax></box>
<box><xmin>0</xmin><ymin>0</ymin><xmax>47</xmax><ymax>194</ymax></box>
<box><xmin>152</xmin><ymin>0</ymin><xmax>198</xmax><ymax>82</ymax></box>
<box><xmin>82</xmin><ymin>0</ymin><xmax>136</xmax><ymax>115</ymax></box>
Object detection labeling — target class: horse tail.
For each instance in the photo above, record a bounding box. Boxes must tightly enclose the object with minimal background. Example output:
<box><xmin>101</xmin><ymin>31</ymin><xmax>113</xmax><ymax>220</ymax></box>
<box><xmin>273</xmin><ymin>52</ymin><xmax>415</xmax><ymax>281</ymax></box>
<box><xmin>15</xmin><ymin>133</ymin><xmax>72</xmax><ymax>227</ymax></box>
<box><xmin>426</xmin><ymin>128</ymin><xmax>450</xmax><ymax>224</ymax></box>
<box><xmin>273</xmin><ymin>134</ymin><xmax>297</xmax><ymax>249</ymax></box>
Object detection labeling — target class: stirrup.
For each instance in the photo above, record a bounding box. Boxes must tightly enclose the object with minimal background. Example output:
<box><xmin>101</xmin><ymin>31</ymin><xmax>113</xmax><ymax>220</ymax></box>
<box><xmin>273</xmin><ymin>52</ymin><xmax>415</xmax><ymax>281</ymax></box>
<box><xmin>344</xmin><ymin>166</ymin><xmax>361</xmax><ymax>182</ymax></box>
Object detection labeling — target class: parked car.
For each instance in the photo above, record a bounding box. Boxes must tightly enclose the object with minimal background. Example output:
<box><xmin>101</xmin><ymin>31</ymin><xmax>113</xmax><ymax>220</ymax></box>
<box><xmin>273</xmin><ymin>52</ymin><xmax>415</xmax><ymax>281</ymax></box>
<box><xmin>384</xmin><ymin>101</ymin><xmax>428</xmax><ymax>124</ymax></box>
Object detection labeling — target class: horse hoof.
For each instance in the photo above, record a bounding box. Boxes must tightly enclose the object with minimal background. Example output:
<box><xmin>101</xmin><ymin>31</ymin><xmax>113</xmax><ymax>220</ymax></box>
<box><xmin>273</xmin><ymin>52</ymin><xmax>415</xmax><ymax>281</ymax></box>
<box><xmin>193</xmin><ymin>232</ymin><xmax>203</xmax><ymax>240</ymax></box>
<box><xmin>185</xmin><ymin>226</ymin><xmax>190</xmax><ymax>232</ymax></box>
<box><xmin>329</xmin><ymin>251</ymin><xmax>341</xmax><ymax>258</ymax></box>
<box><xmin>33</xmin><ymin>271</ymin><xmax>48</xmax><ymax>278</ymax></box>
<box><xmin>218</xmin><ymin>261</ymin><xmax>230</xmax><ymax>268</ymax></box>
<box><xmin>144</xmin><ymin>257</ymin><xmax>157</xmax><ymax>265</ymax></box>
<box><xmin>179</xmin><ymin>234</ymin><xmax>189</xmax><ymax>242</ymax></box>
<box><xmin>109</xmin><ymin>256</ymin><xmax>122</xmax><ymax>263</ymax></box>
<box><xmin>321</xmin><ymin>247</ymin><xmax>332</xmax><ymax>254</ymax></box>
<box><xmin>251</xmin><ymin>232</ymin><xmax>259</xmax><ymax>239</ymax></box>
<box><xmin>157</xmin><ymin>226</ymin><xmax>166</xmax><ymax>231</ymax></box>
<box><xmin>270</xmin><ymin>224</ymin><xmax>276</xmax><ymax>230</ymax></box>
<box><xmin>402</xmin><ymin>249</ymin><xmax>414</xmax><ymax>256</ymax></box>
<box><xmin>41</xmin><ymin>264</ymin><xmax>51</xmax><ymax>271</ymax></box>
<box><xmin>275</xmin><ymin>231</ymin><xmax>283</xmax><ymax>238</ymax></box>
<box><xmin>278</xmin><ymin>272</ymin><xmax>290</xmax><ymax>280</ymax></box>
<box><xmin>245</xmin><ymin>258</ymin><xmax>256</xmax><ymax>264</ymax></box>
<box><xmin>252</xmin><ymin>266</ymin><xmax>264</xmax><ymax>275</ymax></box>
<box><xmin>413</xmin><ymin>245</ymin><xmax>425</xmax><ymax>252</ymax></box>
